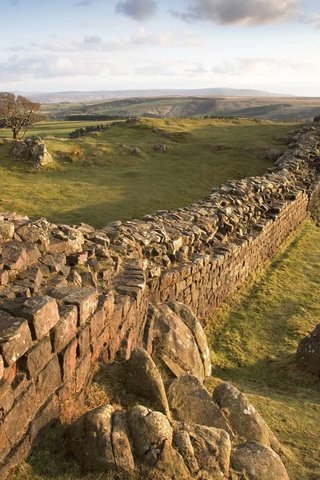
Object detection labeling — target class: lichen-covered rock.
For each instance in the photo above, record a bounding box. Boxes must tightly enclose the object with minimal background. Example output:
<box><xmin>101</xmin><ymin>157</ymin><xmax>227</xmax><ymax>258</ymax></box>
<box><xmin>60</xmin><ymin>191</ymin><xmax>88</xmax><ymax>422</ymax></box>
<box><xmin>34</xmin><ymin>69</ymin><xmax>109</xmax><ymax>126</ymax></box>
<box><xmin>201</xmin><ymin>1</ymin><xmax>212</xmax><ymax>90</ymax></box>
<box><xmin>231</xmin><ymin>442</ymin><xmax>289</xmax><ymax>480</ymax></box>
<box><xmin>213</xmin><ymin>383</ymin><xmax>280</xmax><ymax>453</ymax></box>
<box><xmin>122</xmin><ymin>348</ymin><xmax>170</xmax><ymax>417</ymax></box>
<box><xmin>296</xmin><ymin>324</ymin><xmax>320</xmax><ymax>377</ymax></box>
<box><xmin>173</xmin><ymin>421</ymin><xmax>231</xmax><ymax>479</ymax></box>
<box><xmin>168</xmin><ymin>375</ymin><xmax>232</xmax><ymax>436</ymax></box>
<box><xmin>11</xmin><ymin>136</ymin><xmax>53</xmax><ymax>167</ymax></box>
<box><xmin>128</xmin><ymin>405</ymin><xmax>173</xmax><ymax>467</ymax></box>
<box><xmin>66</xmin><ymin>405</ymin><xmax>117</xmax><ymax>472</ymax></box>
<box><xmin>152</xmin><ymin>304</ymin><xmax>206</xmax><ymax>382</ymax></box>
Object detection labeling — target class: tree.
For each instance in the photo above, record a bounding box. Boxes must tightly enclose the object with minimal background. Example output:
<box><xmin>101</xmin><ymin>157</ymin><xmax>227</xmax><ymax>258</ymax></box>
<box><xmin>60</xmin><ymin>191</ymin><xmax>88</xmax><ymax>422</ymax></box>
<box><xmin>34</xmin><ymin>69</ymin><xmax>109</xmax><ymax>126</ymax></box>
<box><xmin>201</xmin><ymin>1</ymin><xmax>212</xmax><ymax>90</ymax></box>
<box><xmin>0</xmin><ymin>92</ymin><xmax>41</xmax><ymax>139</ymax></box>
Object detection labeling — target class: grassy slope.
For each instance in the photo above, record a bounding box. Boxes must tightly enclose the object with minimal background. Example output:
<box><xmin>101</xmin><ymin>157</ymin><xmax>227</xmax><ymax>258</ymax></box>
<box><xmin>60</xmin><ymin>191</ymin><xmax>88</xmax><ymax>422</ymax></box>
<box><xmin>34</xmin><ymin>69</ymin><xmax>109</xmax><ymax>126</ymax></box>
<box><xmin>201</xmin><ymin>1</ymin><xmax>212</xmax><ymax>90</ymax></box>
<box><xmin>206</xmin><ymin>220</ymin><xmax>320</xmax><ymax>480</ymax></box>
<box><xmin>0</xmin><ymin>118</ymin><xmax>297</xmax><ymax>227</ymax></box>
<box><xmin>42</xmin><ymin>97</ymin><xmax>320</xmax><ymax>121</ymax></box>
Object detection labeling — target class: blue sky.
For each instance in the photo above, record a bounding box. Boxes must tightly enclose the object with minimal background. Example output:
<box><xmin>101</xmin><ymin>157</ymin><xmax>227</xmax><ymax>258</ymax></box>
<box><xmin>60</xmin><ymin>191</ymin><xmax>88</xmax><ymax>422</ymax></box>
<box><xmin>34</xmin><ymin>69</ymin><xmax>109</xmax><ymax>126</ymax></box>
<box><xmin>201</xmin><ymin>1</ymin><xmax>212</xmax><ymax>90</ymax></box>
<box><xmin>0</xmin><ymin>0</ymin><xmax>319</xmax><ymax>95</ymax></box>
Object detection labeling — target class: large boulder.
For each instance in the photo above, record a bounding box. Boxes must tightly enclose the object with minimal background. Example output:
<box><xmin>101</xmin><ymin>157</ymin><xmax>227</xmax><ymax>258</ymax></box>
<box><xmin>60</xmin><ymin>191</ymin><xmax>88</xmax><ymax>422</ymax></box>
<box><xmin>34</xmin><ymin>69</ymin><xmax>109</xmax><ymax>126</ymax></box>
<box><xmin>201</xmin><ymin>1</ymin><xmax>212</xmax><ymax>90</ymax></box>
<box><xmin>11</xmin><ymin>136</ymin><xmax>53</xmax><ymax>167</ymax></box>
<box><xmin>167</xmin><ymin>375</ymin><xmax>232</xmax><ymax>436</ymax></box>
<box><xmin>151</xmin><ymin>304</ymin><xmax>206</xmax><ymax>382</ymax></box>
<box><xmin>127</xmin><ymin>405</ymin><xmax>173</xmax><ymax>467</ymax></box>
<box><xmin>296</xmin><ymin>324</ymin><xmax>320</xmax><ymax>377</ymax></box>
<box><xmin>173</xmin><ymin>422</ymin><xmax>231</xmax><ymax>480</ymax></box>
<box><xmin>166</xmin><ymin>300</ymin><xmax>212</xmax><ymax>377</ymax></box>
<box><xmin>66</xmin><ymin>405</ymin><xmax>134</xmax><ymax>472</ymax></box>
<box><xmin>213</xmin><ymin>383</ymin><xmax>280</xmax><ymax>453</ymax></box>
<box><xmin>122</xmin><ymin>348</ymin><xmax>170</xmax><ymax>417</ymax></box>
<box><xmin>231</xmin><ymin>442</ymin><xmax>289</xmax><ymax>480</ymax></box>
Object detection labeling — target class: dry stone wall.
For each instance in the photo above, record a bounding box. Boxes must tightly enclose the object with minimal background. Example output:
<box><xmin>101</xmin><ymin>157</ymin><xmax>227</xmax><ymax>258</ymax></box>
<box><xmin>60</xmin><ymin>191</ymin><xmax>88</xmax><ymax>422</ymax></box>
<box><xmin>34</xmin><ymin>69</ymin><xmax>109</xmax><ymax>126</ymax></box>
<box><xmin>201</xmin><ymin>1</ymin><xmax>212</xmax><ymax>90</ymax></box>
<box><xmin>0</xmin><ymin>122</ymin><xmax>320</xmax><ymax>476</ymax></box>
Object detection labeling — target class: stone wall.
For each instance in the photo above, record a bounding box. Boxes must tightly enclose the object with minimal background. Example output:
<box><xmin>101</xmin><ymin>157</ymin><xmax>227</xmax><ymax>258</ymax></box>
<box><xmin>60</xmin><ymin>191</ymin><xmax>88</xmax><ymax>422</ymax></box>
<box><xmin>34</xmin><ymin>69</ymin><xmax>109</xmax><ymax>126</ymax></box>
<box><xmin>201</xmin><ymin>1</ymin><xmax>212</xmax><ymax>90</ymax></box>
<box><xmin>0</xmin><ymin>122</ymin><xmax>319</xmax><ymax>477</ymax></box>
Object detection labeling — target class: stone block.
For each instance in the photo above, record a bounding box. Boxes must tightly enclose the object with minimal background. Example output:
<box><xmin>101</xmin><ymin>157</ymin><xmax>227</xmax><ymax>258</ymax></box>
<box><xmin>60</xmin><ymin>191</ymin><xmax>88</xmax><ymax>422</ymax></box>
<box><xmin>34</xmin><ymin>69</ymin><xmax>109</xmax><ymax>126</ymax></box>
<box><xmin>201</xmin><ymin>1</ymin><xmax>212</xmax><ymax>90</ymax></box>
<box><xmin>90</xmin><ymin>308</ymin><xmax>105</xmax><ymax>342</ymax></box>
<box><xmin>22</xmin><ymin>336</ymin><xmax>52</xmax><ymax>378</ymax></box>
<box><xmin>36</xmin><ymin>357</ymin><xmax>62</xmax><ymax>406</ymax></box>
<box><xmin>75</xmin><ymin>352</ymin><xmax>91</xmax><ymax>393</ymax></box>
<box><xmin>63</xmin><ymin>287</ymin><xmax>98</xmax><ymax>325</ymax></box>
<box><xmin>0</xmin><ymin>380</ymin><xmax>14</xmax><ymax>417</ymax></box>
<box><xmin>77</xmin><ymin>324</ymin><xmax>90</xmax><ymax>359</ymax></box>
<box><xmin>3</xmin><ymin>383</ymin><xmax>38</xmax><ymax>446</ymax></box>
<box><xmin>30</xmin><ymin>394</ymin><xmax>60</xmax><ymax>445</ymax></box>
<box><xmin>0</xmin><ymin>434</ymin><xmax>31</xmax><ymax>480</ymax></box>
<box><xmin>23</xmin><ymin>296</ymin><xmax>60</xmax><ymax>340</ymax></box>
<box><xmin>0</xmin><ymin>355</ymin><xmax>3</xmax><ymax>380</ymax></box>
<box><xmin>52</xmin><ymin>305</ymin><xmax>77</xmax><ymax>352</ymax></box>
<box><xmin>60</xmin><ymin>338</ymin><xmax>77</xmax><ymax>384</ymax></box>
<box><xmin>0</xmin><ymin>311</ymin><xmax>33</xmax><ymax>365</ymax></box>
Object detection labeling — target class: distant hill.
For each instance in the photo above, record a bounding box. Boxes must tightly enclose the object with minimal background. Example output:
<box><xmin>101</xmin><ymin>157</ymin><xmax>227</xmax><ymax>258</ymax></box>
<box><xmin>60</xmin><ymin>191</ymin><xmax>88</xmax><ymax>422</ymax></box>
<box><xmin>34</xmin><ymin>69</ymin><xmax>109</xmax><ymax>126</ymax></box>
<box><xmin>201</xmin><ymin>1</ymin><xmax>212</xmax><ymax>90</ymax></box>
<box><xmin>40</xmin><ymin>95</ymin><xmax>320</xmax><ymax>122</ymax></box>
<box><xmin>23</xmin><ymin>87</ymin><xmax>286</xmax><ymax>104</ymax></box>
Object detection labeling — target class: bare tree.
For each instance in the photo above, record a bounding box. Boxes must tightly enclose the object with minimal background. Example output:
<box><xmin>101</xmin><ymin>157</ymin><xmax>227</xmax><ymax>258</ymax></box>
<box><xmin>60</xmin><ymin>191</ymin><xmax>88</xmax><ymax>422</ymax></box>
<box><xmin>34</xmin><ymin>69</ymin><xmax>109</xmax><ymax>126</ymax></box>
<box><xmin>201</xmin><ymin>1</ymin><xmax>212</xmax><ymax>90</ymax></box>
<box><xmin>0</xmin><ymin>92</ymin><xmax>41</xmax><ymax>139</ymax></box>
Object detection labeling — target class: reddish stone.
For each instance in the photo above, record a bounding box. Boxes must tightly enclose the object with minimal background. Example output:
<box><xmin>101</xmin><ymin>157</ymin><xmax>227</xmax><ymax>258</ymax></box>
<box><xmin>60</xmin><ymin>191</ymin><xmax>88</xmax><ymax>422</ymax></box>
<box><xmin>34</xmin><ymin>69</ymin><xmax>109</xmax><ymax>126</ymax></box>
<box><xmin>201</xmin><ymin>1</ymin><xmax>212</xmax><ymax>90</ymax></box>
<box><xmin>0</xmin><ymin>270</ymin><xmax>9</xmax><ymax>286</ymax></box>
<box><xmin>63</xmin><ymin>287</ymin><xmax>98</xmax><ymax>325</ymax></box>
<box><xmin>77</xmin><ymin>324</ymin><xmax>90</xmax><ymax>360</ymax></box>
<box><xmin>0</xmin><ymin>434</ymin><xmax>31</xmax><ymax>479</ymax></box>
<box><xmin>0</xmin><ymin>380</ymin><xmax>14</xmax><ymax>417</ymax></box>
<box><xmin>75</xmin><ymin>352</ymin><xmax>91</xmax><ymax>393</ymax></box>
<box><xmin>22</xmin><ymin>336</ymin><xmax>52</xmax><ymax>378</ymax></box>
<box><xmin>12</xmin><ymin>371</ymin><xmax>29</xmax><ymax>400</ymax></box>
<box><xmin>42</xmin><ymin>253</ymin><xmax>66</xmax><ymax>273</ymax></box>
<box><xmin>0</xmin><ymin>355</ymin><xmax>3</xmax><ymax>380</ymax></box>
<box><xmin>0</xmin><ymin>311</ymin><xmax>33</xmax><ymax>365</ymax></box>
<box><xmin>52</xmin><ymin>305</ymin><xmax>77</xmax><ymax>352</ymax></box>
<box><xmin>23</xmin><ymin>296</ymin><xmax>60</xmax><ymax>340</ymax></box>
<box><xmin>91</xmin><ymin>326</ymin><xmax>109</xmax><ymax>363</ymax></box>
<box><xmin>30</xmin><ymin>394</ymin><xmax>60</xmax><ymax>445</ymax></box>
<box><xmin>90</xmin><ymin>307</ymin><xmax>105</xmax><ymax>342</ymax></box>
<box><xmin>0</xmin><ymin>423</ymin><xmax>10</xmax><ymax>462</ymax></box>
<box><xmin>36</xmin><ymin>357</ymin><xmax>62</xmax><ymax>406</ymax></box>
<box><xmin>60</xmin><ymin>338</ymin><xmax>77</xmax><ymax>384</ymax></box>
<box><xmin>3</xmin><ymin>383</ymin><xmax>38</xmax><ymax>446</ymax></box>
<box><xmin>2</xmin><ymin>363</ymin><xmax>16</xmax><ymax>384</ymax></box>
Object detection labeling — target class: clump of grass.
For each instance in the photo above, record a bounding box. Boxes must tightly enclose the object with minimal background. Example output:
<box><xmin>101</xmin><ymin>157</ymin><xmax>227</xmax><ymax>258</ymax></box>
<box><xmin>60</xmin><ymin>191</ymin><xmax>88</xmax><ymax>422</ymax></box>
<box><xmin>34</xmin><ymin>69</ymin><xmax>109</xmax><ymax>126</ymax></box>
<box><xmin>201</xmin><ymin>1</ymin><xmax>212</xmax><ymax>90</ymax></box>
<box><xmin>206</xmin><ymin>220</ymin><xmax>320</xmax><ymax>480</ymax></box>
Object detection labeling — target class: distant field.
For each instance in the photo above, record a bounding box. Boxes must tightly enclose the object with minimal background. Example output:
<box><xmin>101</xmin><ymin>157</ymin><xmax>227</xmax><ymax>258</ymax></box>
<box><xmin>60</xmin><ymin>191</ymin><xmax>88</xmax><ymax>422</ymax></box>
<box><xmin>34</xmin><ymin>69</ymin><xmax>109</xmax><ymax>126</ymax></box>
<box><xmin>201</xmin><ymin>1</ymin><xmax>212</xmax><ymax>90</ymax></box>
<box><xmin>0</xmin><ymin>117</ymin><xmax>299</xmax><ymax>227</ymax></box>
<box><xmin>41</xmin><ymin>96</ymin><xmax>320</xmax><ymax>122</ymax></box>
<box><xmin>206</xmin><ymin>220</ymin><xmax>320</xmax><ymax>480</ymax></box>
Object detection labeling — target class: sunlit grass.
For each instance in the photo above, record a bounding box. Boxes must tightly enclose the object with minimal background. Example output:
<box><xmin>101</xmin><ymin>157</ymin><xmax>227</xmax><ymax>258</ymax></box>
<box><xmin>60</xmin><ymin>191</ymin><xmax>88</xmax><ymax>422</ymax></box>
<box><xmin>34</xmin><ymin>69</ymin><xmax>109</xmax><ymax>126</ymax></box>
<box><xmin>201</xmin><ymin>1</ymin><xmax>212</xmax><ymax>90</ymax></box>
<box><xmin>0</xmin><ymin>118</ymin><xmax>298</xmax><ymax>227</ymax></box>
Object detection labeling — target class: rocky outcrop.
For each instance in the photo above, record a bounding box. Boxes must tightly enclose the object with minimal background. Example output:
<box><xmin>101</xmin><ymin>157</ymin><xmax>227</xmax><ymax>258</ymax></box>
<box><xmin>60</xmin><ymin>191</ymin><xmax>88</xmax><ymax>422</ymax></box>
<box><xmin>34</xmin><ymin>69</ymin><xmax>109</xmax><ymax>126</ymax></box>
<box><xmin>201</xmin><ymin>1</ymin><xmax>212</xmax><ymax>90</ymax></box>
<box><xmin>296</xmin><ymin>324</ymin><xmax>320</xmax><ymax>377</ymax></box>
<box><xmin>11</xmin><ymin>136</ymin><xmax>53</xmax><ymax>167</ymax></box>
<box><xmin>66</xmin><ymin>347</ymin><xmax>288</xmax><ymax>480</ymax></box>
<box><xmin>167</xmin><ymin>375</ymin><xmax>233</xmax><ymax>435</ymax></box>
<box><xmin>213</xmin><ymin>383</ymin><xmax>280</xmax><ymax>452</ymax></box>
<box><xmin>231</xmin><ymin>442</ymin><xmax>289</xmax><ymax>480</ymax></box>
<box><xmin>151</xmin><ymin>303</ymin><xmax>209</xmax><ymax>383</ymax></box>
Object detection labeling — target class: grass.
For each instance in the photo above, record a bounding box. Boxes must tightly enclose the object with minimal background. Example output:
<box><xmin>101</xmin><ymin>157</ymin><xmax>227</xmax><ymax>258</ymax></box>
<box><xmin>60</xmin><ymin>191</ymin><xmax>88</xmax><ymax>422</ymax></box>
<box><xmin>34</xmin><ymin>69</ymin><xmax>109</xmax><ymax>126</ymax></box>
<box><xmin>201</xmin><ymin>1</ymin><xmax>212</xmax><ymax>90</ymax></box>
<box><xmin>0</xmin><ymin>117</ymin><xmax>298</xmax><ymax>227</ymax></box>
<box><xmin>205</xmin><ymin>219</ymin><xmax>320</xmax><ymax>480</ymax></box>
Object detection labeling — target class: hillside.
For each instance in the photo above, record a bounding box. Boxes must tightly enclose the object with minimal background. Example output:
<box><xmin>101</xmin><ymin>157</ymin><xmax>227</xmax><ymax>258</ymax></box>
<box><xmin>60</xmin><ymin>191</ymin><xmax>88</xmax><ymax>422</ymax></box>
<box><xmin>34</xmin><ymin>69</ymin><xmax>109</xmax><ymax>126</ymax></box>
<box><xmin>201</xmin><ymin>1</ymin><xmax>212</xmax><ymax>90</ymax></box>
<box><xmin>26</xmin><ymin>87</ymin><xmax>281</xmax><ymax>103</ymax></box>
<box><xmin>42</xmin><ymin>96</ymin><xmax>320</xmax><ymax>122</ymax></box>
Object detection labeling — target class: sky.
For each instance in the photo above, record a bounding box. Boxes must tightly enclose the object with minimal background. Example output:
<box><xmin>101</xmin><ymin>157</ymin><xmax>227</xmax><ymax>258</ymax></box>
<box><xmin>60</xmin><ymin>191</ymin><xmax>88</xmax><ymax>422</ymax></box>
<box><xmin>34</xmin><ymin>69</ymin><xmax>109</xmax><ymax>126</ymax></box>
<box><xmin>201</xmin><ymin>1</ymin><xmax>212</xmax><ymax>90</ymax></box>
<box><xmin>0</xmin><ymin>0</ymin><xmax>319</xmax><ymax>95</ymax></box>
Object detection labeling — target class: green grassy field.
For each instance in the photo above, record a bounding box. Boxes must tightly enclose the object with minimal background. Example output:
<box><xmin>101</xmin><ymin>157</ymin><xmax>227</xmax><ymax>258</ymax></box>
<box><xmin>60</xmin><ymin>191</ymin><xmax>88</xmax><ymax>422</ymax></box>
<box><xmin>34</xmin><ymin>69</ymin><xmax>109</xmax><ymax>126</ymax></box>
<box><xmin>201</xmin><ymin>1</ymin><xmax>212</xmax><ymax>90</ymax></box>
<box><xmin>206</xmin><ymin>220</ymin><xmax>320</xmax><ymax>480</ymax></box>
<box><xmin>0</xmin><ymin>118</ymin><xmax>298</xmax><ymax>227</ymax></box>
